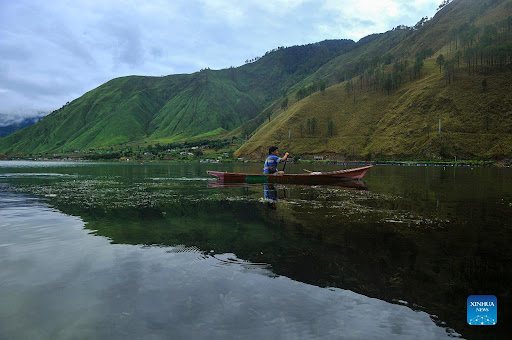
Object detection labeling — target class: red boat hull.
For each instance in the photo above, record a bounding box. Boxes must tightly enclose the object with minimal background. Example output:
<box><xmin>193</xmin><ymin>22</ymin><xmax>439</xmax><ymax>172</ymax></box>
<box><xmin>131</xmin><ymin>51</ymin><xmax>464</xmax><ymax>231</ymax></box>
<box><xmin>207</xmin><ymin>165</ymin><xmax>372</xmax><ymax>185</ymax></box>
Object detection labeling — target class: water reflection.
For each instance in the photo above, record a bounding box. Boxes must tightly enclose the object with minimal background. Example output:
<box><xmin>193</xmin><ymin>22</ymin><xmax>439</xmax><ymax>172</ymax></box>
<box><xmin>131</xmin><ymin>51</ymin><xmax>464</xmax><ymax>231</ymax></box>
<box><xmin>262</xmin><ymin>181</ymin><xmax>368</xmax><ymax>203</ymax></box>
<box><xmin>0</xmin><ymin>192</ymin><xmax>456</xmax><ymax>339</ymax></box>
<box><xmin>263</xmin><ymin>184</ymin><xmax>278</xmax><ymax>202</ymax></box>
<box><xmin>208</xmin><ymin>180</ymin><xmax>368</xmax><ymax>204</ymax></box>
<box><xmin>1</xmin><ymin>161</ymin><xmax>511</xmax><ymax>339</ymax></box>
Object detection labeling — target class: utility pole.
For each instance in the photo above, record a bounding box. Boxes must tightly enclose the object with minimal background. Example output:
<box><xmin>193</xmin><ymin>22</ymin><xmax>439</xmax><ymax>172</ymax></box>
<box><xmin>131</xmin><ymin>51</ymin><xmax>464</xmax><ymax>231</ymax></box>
<box><xmin>438</xmin><ymin>119</ymin><xmax>442</xmax><ymax>136</ymax></box>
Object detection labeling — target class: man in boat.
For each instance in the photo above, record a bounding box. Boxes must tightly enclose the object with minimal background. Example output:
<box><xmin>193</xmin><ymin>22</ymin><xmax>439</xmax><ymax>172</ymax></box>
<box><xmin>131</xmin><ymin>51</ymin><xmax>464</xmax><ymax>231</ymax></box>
<box><xmin>263</xmin><ymin>146</ymin><xmax>289</xmax><ymax>175</ymax></box>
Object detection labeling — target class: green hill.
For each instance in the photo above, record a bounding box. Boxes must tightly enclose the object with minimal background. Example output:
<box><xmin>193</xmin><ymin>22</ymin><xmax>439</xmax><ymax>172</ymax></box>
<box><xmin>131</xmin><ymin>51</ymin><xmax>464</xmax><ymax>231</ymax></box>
<box><xmin>0</xmin><ymin>40</ymin><xmax>355</xmax><ymax>155</ymax></box>
<box><xmin>235</xmin><ymin>0</ymin><xmax>512</xmax><ymax>161</ymax></box>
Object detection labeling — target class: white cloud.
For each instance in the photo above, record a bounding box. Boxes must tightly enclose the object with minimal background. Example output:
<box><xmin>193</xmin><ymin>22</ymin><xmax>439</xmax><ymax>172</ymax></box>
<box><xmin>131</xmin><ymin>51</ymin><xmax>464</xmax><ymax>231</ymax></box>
<box><xmin>0</xmin><ymin>0</ymin><xmax>439</xmax><ymax>116</ymax></box>
<box><xmin>252</xmin><ymin>0</ymin><xmax>310</xmax><ymax>14</ymax></box>
<box><xmin>320</xmin><ymin>0</ymin><xmax>439</xmax><ymax>40</ymax></box>
<box><xmin>198</xmin><ymin>0</ymin><xmax>247</xmax><ymax>26</ymax></box>
<box><xmin>323</xmin><ymin>0</ymin><xmax>401</xmax><ymax>18</ymax></box>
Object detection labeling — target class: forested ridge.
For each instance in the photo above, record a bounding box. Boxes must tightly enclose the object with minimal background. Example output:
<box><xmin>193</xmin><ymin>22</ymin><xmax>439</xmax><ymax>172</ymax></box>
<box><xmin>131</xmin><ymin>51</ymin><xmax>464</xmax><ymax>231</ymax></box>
<box><xmin>236</xmin><ymin>0</ymin><xmax>512</xmax><ymax>161</ymax></box>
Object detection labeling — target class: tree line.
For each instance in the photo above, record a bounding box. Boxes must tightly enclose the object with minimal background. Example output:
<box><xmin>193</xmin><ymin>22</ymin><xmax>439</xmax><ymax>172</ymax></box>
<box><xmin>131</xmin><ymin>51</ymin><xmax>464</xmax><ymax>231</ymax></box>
<box><xmin>301</xmin><ymin>14</ymin><xmax>512</xmax><ymax>101</ymax></box>
<box><xmin>339</xmin><ymin>47</ymin><xmax>433</xmax><ymax>98</ymax></box>
<box><xmin>296</xmin><ymin>116</ymin><xmax>335</xmax><ymax>137</ymax></box>
<box><xmin>245</xmin><ymin>46</ymin><xmax>287</xmax><ymax>64</ymax></box>
<box><xmin>277</xmin><ymin>0</ymin><xmax>512</xmax><ymax>140</ymax></box>
<box><xmin>439</xmin><ymin>16</ymin><xmax>512</xmax><ymax>85</ymax></box>
<box><xmin>295</xmin><ymin>80</ymin><xmax>327</xmax><ymax>101</ymax></box>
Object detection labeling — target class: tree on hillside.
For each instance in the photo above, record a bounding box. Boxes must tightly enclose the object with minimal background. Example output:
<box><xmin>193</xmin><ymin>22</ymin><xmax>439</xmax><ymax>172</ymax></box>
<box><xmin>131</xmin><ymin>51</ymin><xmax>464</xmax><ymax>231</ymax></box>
<box><xmin>336</xmin><ymin>71</ymin><xmax>345</xmax><ymax>84</ymax></box>
<box><xmin>414</xmin><ymin>17</ymin><xmax>430</xmax><ymax>30</ymax></box>
<box><xmin>436</xmin><ymin>54</ymin><xmax>445</xmax><ymax>73</ymax></box>
<box><xmin>281</xmin><ymin>97</ymin><xmax>288</xmax><ymax>110</ymax></box>
<box><xmin>455</xmin><ymin>50</ymin><xmax>463</xmax><ymax>68</ymax></box>
<box><xmin>229</xmin><ymin>66</ymin><xmax>236</xmax><ymax>81</ymax></box>
<box><xmin>464</xmin><ymin>47</ymin><xmax>474</xmax><ymax>75</ymax></box>
<box><xmin>199</xmin><ymin>68</ymin><xmax>210</xmax><ymax>83</ymax></box>
<box><xmin>383</xmin><ymin>54</ymin><xmax>393</xmax><ymax>65</ymax></box>
<box><xmin>416</xmin><ymin>47</ymin><xmax>434</xmax><ymax>60</ymax></box>
<box><xmin>451</xmin><ymin>27</ymin><xmax>459</xmax><ymax>51</ymax></box>
<box><xmin>311</xmin><ymin>117</ymin><xmax>317</xmax><ymax>134</ymax></box>
<box><xmin>481</xmin><ymin>24</ymin><xmax>498</xmax><ymax>47</ymax></box>
<box><xmin>366</xmin><ymin>68</ymin><xmax>374</xmax><ymax>89</ymax></box>
<box><xmin>375</xmin><ymin>67</ymin><xmax>383</xmax><ymax>89</ymax></box>
<box><xmin>437</xmin><ymin>0</ymin><xmax>452</xmax><ymax>12</ymax></box>
<box><xmin>497</xmin><ymin>45</ymin><xmax>509</xmax><ymax>69</ymax></box>
<box><xmin>327</xmin><ymin>118</ymin><xmax>334</xmax><ymax>137</ymax></box>
<box><xmin>345</xmin><ymin>81</ymin><xmax>352</xmax><ymax>98</ymax></box>
<box><xmin>296</xmin><ymin>88</ymin><xmax>306</xmax><ymax>101</ymax></box>
<box><xmin>391</xmin><ymin>60</ymin><xmax>406</xmax><ymax>90</ymax></box>
<box><xmin>384</xmin><ymin>74</ymin><xmax>393</xmax><ymax>95</ymax></box>
<box><xmin>320</xmin><ymin>81</ymin><xmax>326</xmax><ymax>94</ymax></box>
<box><xmin>482</xmin><ymin>78</ymin><xmax>488</xmax><ymax>92</ymax></box>
<box><xmin>444</xmin><ymin>59</ymin><xmax>456</xmax><ymax>84</ymax></box>
<box><xmin>413</xmin><ymin>57</ymin><xmax>424</xmax><ymax>79</ymax></box>
<box><xmin>296</xmin><ymin>83</ymin><xmax>324</xmax><ymax>102</ymax></box>
<box><xmin>458</xmin><ymin>22</ymin><xmax>471</xmax><ymax>50</ymax></box>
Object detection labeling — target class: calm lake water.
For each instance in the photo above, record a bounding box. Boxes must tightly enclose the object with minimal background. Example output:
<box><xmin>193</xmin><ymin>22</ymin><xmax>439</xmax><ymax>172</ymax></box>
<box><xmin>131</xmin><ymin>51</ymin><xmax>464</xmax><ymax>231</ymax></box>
<box><xmin>1</xmin><ymin>161</ymin><xmax>511</xmax><ymax>339</ymax></box>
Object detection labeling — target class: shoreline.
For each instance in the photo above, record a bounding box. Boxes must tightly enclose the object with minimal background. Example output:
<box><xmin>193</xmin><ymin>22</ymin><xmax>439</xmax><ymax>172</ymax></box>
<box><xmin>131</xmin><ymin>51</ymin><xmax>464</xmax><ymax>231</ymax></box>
<box><xmin>1</xmin><ymin>158</ymin><xmax>509</xmax><ymax>168</ymax></box>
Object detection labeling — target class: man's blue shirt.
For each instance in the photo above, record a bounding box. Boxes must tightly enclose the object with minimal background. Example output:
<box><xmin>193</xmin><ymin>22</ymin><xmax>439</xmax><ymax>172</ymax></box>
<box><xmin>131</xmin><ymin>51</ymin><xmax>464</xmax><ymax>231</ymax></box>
<box><xmin>263</xmin><ymin>155</ymin><xmax>281</xmax><ymax>174</ymax></box>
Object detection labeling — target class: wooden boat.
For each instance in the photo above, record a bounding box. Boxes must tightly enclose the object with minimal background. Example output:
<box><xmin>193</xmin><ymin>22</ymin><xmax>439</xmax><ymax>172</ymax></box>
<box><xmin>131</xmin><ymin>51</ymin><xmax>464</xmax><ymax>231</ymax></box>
<box><xmin>207</xmin><ymin>179</ymin><xmax>368</xmax><ymax>190</ymax></box>
<box><xmin>207</xmin><ymin>165</ymin><xmax>372</xmax><ymax>185</ymax></box>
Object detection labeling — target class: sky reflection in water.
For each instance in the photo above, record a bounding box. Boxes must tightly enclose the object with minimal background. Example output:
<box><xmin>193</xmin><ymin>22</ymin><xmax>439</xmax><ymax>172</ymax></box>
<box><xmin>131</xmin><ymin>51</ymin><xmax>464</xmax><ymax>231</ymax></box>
<box><xmin>0</xmin><ymin>192</ymin><xmax>453</xmax><ymax>339</ymax></box>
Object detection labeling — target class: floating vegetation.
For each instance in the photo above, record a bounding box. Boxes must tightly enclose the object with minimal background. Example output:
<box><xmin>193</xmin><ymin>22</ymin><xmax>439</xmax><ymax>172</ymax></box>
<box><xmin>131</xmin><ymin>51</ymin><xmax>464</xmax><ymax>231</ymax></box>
<box><xmin>2</xmin><ymin>172</ymin><xmax>449</xmax><ymax>230</ymax></box>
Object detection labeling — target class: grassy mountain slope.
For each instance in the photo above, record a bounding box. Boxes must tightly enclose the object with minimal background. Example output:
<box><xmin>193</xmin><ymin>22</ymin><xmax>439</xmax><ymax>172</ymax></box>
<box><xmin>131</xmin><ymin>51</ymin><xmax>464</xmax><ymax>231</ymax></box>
<box><xmin>147</xmin><ymin>76</ymin><xmax>259</xmax><ymax>143</ymax></box>
<box><xmin>292</xmin><ymin>30</ymin><xmax>411</xmax><ymax>90</ymax></box>
<box><xmin>226</xmin><ymin>33</ymin><xmax>409</xmax><ymax>140</ymax></box>
<box><xmin>0</xmin><ymin>76</ymin><xmax>174</xmax><ymax>153</ymax></box>
<box><xmin>235</xmin><ymin>0</ymin><xmax>512</xmax><ymax>160</ymax></box>
<box><xmin>236</xmin><ymin>65</ymin><xmax>511</xmax><ymax>160</ymax></box>
<box><xmin>237</xmin><ymin>40</ymin><xmax>355</xmax><ymax>101</ymax></box>
<box><xmin>0</xmin><ymin>40</ymin><xmax>355</xmax><ymax>155</ymax></box>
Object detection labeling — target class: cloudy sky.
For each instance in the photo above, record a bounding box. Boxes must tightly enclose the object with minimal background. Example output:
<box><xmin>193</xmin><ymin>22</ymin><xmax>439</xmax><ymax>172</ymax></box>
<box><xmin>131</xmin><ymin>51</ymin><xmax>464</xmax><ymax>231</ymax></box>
<box><xmin>0</xmin><ymin>0</ymin><xmax>440</xmax><ymax>120</ymax></box>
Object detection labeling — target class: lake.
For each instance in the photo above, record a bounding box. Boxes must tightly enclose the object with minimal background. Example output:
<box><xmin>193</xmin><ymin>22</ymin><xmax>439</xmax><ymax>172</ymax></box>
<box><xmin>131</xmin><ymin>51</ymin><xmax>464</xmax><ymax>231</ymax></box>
<box><xmin>1</xmin><ymin>161</ymin><xmax>510</xmax><ymax>339</ymax></box>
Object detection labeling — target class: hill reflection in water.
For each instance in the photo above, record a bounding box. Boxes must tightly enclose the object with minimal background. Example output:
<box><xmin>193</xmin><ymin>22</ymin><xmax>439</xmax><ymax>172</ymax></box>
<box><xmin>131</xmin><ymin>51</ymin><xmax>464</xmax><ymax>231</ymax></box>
<box><xmin>0</xmin><ymin>191</ymin><xmax>456</xmax><ymax>339</ymax></box>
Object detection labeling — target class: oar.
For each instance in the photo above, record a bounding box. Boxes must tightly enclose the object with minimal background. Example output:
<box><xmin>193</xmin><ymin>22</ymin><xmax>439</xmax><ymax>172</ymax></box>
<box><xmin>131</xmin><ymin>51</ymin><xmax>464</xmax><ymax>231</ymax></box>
<box><xmin>303</xmin><ymin>169</ymin><xmax>312</xmax><ymax>173</ymax></box>
<box><xmin>281</xmin><ymin>153</ymin><xmax>290</xmax><ymax>172</ymax></box>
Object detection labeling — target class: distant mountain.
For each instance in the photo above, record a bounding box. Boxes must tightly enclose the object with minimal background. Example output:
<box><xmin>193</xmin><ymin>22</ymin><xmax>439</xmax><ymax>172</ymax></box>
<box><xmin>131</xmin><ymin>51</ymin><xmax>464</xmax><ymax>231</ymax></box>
<box><xmin>0</xmin><ymin>113</ymin><xmax>45</xmax><ymax>138</ymax></box>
